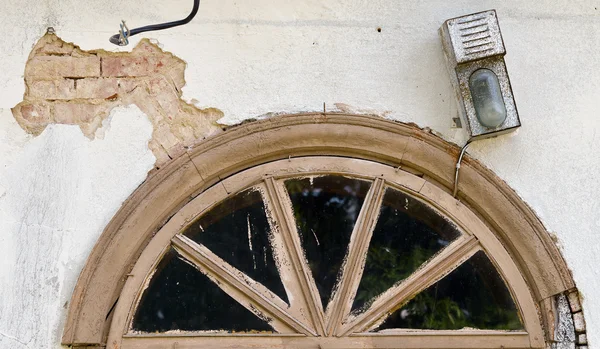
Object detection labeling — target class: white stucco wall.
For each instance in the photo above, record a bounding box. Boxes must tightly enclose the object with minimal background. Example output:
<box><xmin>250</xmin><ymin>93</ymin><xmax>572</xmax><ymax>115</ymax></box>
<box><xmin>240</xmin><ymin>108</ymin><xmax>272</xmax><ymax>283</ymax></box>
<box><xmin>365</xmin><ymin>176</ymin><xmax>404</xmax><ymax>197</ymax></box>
<box><xmin>0</xmin><ymin>1</ymin><xmax>598</xmax><ymax>348</ymax></box>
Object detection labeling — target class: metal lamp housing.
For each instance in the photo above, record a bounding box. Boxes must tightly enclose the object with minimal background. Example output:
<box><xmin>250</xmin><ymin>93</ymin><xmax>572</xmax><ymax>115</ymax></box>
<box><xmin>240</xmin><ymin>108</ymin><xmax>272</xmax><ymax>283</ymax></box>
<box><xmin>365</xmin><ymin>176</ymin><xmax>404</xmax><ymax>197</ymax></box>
<box><xmin>440</xmin><ymin>10</ymin><xmax>521</xmax><ymax>140</ymax></box>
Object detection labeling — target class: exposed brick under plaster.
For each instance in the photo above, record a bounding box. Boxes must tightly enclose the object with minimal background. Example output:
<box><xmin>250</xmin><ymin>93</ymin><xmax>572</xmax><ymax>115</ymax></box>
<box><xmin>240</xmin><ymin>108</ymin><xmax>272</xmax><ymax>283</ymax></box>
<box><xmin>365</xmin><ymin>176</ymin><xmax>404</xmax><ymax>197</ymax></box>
<box><xmin>551</xmin><ymin>290</ymin><xmax>588</xmax><ymax>349</ymax></box>
<box><xmin>11</xmin><ymin>33</ymin><xmax>224</xmax><ymax>166</ymax></box>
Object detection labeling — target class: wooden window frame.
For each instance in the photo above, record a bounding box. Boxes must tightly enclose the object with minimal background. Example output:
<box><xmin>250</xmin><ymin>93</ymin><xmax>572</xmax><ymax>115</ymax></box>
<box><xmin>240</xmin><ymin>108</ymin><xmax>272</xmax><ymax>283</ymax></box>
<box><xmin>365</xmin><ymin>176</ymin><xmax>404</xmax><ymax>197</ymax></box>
<box><xmin>62</xmin><ymin>113</ymin><xmax>577</xmax><ymax>348</ymax></box>
<box><xmin>110</xmin><ymin>157</ymin><xmax>543</xmax><ymax>349</ymax></box>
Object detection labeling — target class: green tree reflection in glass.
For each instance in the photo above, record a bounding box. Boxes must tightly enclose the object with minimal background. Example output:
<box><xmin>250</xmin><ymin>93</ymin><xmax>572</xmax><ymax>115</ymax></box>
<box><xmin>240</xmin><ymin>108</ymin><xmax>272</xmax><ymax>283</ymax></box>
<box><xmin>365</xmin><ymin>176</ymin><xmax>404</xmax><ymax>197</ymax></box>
<box><xmin>352</xmin><ymin>188</ymin><xmax>461</xmax><ymax>313</ymax></box>
<box><xmin>374</xmin><ymin>251</ymin><xmax>523</xmax><ymax>331</ymax></box>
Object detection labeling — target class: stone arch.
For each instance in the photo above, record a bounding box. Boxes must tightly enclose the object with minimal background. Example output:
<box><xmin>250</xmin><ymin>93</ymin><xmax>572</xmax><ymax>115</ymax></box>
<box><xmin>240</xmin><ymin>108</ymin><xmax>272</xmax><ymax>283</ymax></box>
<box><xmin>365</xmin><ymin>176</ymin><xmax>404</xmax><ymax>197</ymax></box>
<box><xmin>61</xmin><ymin>113</ymin><xmax>579</xmax><ymax>347</ymax></box>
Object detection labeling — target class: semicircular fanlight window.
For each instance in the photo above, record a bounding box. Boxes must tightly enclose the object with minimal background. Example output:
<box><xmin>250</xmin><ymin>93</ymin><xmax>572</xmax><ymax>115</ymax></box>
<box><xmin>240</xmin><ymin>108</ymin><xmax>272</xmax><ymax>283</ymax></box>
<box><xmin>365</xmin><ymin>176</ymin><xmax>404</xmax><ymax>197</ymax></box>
<box><xmin>131</xmin><ymin>175</ymin><xmax>522</xmax><ymax>335</ymax></box>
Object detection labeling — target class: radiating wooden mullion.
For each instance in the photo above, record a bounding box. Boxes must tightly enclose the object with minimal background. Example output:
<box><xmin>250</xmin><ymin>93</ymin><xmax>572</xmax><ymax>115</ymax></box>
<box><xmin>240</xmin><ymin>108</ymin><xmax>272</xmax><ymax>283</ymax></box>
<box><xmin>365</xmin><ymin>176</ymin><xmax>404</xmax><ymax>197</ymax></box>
<box><xmin>171</xmin><ymin>234</ymin><xmax>316</xmax><ymax>336</ymax></box>
<box><xmin>338</xmin><ymin>235</ymin><xmax>480</xmax><ymax>336</ymax></box>
<box><xmin>263</xmin><ymin>177</ymin><xmax>327</xmax><ymax>336</ymax></box>
<box><xmin>325</xmin><ymin>178</ymin><xmax>386</xmax><ymax>336</ymax></box>
<box><xmin>253</xmin><ymin>182</ymin><xmax>315</xmax><ymax>333</ymax></box>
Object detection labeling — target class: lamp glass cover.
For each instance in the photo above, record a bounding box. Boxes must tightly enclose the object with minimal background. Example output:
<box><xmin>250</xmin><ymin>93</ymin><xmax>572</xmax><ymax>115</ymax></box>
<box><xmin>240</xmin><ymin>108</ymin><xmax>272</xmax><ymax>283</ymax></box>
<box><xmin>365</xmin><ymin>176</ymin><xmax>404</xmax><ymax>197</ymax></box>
<box><xmin>469</xmin><ymin>69</ymin><xmax>507</xmax><ymax>128</ymax></box>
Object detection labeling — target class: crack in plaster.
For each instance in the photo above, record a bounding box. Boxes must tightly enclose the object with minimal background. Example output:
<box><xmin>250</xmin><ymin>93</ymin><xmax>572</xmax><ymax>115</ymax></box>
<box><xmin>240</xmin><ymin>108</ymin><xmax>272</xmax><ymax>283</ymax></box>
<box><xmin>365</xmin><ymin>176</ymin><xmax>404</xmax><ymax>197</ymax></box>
<box><xmin>11</xmin><ymin>33</ymin><xmax>225</xmax><ymax>166</ymax></box>
<box><xmin>0</xmin><ymin>331</ymin><xmax>29</xmax><ymax>348</ymax></box>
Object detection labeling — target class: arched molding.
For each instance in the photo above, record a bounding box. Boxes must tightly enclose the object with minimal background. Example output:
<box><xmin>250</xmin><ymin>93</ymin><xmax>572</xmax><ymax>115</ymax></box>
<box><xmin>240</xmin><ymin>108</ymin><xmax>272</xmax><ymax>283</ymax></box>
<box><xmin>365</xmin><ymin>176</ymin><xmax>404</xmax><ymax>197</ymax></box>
<box><xmin>62</xmin><ymin>113</ymin><xmax>575</xmax><ymax>346</ymax></box>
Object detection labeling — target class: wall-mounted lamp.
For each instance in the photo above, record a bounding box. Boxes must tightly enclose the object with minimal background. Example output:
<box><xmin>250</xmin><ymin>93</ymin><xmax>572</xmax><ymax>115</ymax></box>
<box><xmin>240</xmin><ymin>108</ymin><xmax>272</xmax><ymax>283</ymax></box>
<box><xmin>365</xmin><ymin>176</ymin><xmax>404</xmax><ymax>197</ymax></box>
<box><xmin>440</xmin><ymin>10</ymin><xmax>520</xmax><ymax>197</ymax></box>
<box><xmin>440</xmin><ymin>10</ymin><xmax>520</xmax><ymax>140</ymax></box>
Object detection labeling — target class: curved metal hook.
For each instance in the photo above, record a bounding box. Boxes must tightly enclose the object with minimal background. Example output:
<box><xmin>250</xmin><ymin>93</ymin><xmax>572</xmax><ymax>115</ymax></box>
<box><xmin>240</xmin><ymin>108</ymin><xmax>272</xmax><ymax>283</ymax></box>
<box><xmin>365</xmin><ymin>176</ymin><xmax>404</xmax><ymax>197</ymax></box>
<box><xmin>117</xmin><ymin>21</ymin><xmax>129</xmax><ymax>46</ymax></box>
<box><xmin>110</xmin><ymin>0</ymin><xmax>200</xmax><ymax>46</ymax></box>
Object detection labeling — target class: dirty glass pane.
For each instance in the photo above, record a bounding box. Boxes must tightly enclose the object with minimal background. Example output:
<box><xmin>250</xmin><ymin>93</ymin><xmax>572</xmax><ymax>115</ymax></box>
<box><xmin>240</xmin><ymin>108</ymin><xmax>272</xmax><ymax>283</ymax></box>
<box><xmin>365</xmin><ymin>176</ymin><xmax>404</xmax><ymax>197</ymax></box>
<box><xmin>285</xmin><ymin>175</ymin><xmax>371</xmax><ymax>309</ymax></box>
<box><xmin>184</xmin><ymin>189</ymin><xmax>288</xmax><ymax>303</ymax></box>
<box><xmin>132</xmin><ymin>249</ymin><xmax>273</xmax><ymax>332</ymax></box>
<box><xmin>352</xmin><ymin>188</ymin><xmax>461</xmax><ymax>312</ymax></box>
<box><xmin>373</xmin><ymin>251</ymin><xmax>523</xmax><ymax>331</ymax></box>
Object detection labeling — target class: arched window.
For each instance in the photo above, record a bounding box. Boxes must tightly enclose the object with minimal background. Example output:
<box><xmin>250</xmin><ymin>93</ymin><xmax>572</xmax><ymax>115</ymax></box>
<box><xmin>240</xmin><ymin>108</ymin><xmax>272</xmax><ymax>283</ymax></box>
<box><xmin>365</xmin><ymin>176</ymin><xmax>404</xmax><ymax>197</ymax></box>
<box><xmin>62</xmin><ymin>114</ymin><xmax>579</xmax><ymax>349</ymax></box>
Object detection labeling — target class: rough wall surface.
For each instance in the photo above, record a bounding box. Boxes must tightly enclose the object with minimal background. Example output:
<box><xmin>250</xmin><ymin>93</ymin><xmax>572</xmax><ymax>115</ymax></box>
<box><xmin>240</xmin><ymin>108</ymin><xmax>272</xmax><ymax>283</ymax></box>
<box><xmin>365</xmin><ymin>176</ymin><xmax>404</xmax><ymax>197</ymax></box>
<box><xmin>13</xmin><ymin>33</ymin><xmax>223</xmax><ymax>166</ymax></box>
<box><xmin>0</xmin><ymin>1</ymin><xmax>599</xmax><ymax>348</ymax></box>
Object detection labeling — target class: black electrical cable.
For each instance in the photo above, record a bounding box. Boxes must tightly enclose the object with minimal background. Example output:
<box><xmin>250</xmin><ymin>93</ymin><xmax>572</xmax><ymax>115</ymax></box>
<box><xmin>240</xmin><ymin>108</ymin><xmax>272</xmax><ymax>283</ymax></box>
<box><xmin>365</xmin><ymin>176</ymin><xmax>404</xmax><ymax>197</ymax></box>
<box><xmin>110</xmin><ymin>0</ymin><xmax>200</xmax><ymax>45</ymax></box>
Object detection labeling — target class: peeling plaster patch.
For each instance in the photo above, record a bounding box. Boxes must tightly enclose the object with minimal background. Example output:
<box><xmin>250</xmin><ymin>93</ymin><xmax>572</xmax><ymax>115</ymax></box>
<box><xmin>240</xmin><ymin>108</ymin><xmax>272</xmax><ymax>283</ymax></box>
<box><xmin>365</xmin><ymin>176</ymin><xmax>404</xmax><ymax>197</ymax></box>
<box><xmin>11</xmin><ymin>33</ymin><xmax>224</xmax><ymax>166</ymax></box>
<box><xmin>217</xmin><ymin>110</ymin><xmax>290</xmax><ymax>126</ymax></box>
<box><xmin>551</xmin><ymin>291</ymin><xmax>589</xmax><ymax>349</ymax></box>
<box><xmin>554</xmin><ymin>294</ymin><xmax>576</xmax><ymax>349</ymax></box>
<box><xmin>217</xmin><ymin>103</ymin><xmax>394</xmax><ymax>127</ymax></box>
<box><xmin>94</xmin><ymin>109</ymin><xmax>115</xmax><ymax>140</ymax></box>
<box><xmin>332</xmin><ymin>102</ymin><xmax>392</xmax><ymax>117</ymax></box>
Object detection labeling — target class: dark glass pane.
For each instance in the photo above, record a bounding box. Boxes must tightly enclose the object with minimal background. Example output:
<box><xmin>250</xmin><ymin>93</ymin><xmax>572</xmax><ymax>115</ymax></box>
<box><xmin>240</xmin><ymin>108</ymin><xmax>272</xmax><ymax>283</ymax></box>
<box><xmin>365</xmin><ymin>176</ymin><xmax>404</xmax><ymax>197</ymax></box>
<box><xmin>132</xmin><ymin>249</ymin><xmax>273</xmax><ymax>332</ymax></box>
<box><xmin>352</xmin><ymin>188</ymin><xmax>461</xmax><ymax>312</ymax></box>
<box><xmin>184</xmin><ymin>189</ymin><xmax>288</xmax><ymax>303</ymax></box>
<box><xmin>374</xmin><ymin>251</ymin><xmax>523</xmax><ymax>331</ymax></box>
<box><xmin>285</xmin><ymin>175</ymin><xmax>371</xmax><ymax>309</ymax></box>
